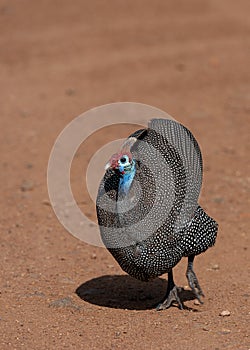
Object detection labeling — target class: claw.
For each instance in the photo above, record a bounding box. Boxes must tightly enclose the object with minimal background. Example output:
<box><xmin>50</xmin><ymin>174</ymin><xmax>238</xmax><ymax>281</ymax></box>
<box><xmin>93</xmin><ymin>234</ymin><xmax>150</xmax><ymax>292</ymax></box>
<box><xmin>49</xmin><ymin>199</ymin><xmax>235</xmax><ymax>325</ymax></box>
<box><xmin>156</xmin><ymin>286</ymin><xmax>184</xmax><ymax>310</ymax></box>
<box><xmin>156</xmin><ymin>270</ymin><xmax>184</xmax><ymax>311</ymax></box>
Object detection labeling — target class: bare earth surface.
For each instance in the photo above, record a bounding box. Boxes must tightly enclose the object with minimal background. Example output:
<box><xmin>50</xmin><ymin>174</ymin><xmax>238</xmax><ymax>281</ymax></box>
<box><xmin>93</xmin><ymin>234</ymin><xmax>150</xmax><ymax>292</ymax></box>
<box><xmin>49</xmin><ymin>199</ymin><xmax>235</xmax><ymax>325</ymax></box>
<box><xmin>0</xmin><ymin>1</ymin><xmax>249</xmax><ymax>349</ymax></box>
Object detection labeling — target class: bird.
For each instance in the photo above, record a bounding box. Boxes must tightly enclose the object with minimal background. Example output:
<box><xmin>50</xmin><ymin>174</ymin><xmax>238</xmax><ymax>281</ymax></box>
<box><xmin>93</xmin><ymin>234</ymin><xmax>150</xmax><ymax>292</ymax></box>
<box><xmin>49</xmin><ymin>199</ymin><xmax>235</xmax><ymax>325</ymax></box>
<box><xmin>96</xmin><ymin>118</ymin><xmax>218</xmax><ymax>310</ymax></box>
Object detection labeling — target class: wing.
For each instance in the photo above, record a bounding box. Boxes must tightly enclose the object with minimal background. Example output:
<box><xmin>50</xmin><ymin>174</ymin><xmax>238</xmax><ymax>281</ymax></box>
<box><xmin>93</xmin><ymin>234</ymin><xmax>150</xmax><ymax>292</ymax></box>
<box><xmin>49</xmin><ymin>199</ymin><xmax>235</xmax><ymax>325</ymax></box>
<box><xmin>96</xmin><ymin>119</ymin><xmax>203</xmax><ymax>249</ymax></box>
<box><xmin>148</xmin><ymin>118</ymin><xmax>203</xmax><ymax>231</ymax></box>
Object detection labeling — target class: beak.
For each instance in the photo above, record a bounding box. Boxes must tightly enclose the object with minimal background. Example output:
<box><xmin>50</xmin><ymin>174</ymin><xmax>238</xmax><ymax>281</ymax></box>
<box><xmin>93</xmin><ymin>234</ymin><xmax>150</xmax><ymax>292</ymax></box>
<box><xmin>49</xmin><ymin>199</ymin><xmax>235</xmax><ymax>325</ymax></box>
<box><xmin>105</xmin><ymin>161</ymin><xmax>111</xmax><ymax>171</ymax></box>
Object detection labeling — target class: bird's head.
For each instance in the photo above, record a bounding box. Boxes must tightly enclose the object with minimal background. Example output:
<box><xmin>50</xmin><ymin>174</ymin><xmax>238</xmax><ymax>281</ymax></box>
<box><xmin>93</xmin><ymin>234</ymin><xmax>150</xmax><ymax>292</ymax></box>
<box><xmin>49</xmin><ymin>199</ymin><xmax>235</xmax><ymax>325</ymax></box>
<box><xmin>105</xmin><ymin>152</ymin><xmax>134</xmax><ymax>175</ymax></box>
<box><xmin>105</xmin><ymin>137</ymin><xmax>137</xmax><ymax>175</ymax></box>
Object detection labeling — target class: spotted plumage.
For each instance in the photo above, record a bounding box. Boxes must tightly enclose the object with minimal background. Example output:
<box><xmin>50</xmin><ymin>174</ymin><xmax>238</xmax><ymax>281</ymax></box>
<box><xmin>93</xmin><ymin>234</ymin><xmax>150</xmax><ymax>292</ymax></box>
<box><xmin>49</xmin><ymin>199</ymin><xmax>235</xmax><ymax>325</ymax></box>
<box><xmin>96</xmin><ymin>118</ymin><xmax>218</xmax><ymax>309</ymax></box>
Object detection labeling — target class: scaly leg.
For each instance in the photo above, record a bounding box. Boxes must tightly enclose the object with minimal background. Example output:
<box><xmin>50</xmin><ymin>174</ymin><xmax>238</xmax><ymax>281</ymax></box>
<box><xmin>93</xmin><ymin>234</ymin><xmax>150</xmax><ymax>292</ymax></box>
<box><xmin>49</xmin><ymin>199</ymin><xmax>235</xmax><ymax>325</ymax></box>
<box><xmin>156</xmin><ymin>269</ymin><xmax>183</xmax><ymax>311</ymax></box>
<box><xmin>186</xmin><ymin>255</ymin><xmax>204</xmax><ymax>303</ymax></box>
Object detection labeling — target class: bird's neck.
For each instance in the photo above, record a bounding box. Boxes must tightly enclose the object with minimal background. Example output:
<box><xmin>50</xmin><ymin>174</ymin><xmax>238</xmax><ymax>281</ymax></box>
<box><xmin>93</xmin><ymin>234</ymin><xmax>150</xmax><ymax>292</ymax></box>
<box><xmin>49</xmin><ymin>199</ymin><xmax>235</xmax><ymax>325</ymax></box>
<box><xmin>118</xmin><ymin>161</ymin><xmax>136</xmax><ymax>194</ymax></box>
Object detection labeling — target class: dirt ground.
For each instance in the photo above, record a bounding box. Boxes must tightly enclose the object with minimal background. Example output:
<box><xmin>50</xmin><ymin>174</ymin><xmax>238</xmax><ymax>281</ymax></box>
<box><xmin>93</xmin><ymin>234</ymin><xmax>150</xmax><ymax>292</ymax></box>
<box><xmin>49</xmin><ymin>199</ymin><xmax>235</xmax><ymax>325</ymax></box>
<box><xmin>0</xmin><ymin>0</ymin><xmax>249</xmax><ymax>349</ymax></box>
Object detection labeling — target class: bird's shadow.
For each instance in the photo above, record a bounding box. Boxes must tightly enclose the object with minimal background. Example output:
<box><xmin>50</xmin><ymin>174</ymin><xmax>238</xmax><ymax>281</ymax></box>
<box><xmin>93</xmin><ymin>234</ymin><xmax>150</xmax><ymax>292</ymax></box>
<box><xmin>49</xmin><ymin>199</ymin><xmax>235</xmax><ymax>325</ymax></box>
<box><xmin>75</xmin><ymin>275</ymin><xmax>197</xmax><ymax>310</ymax></box>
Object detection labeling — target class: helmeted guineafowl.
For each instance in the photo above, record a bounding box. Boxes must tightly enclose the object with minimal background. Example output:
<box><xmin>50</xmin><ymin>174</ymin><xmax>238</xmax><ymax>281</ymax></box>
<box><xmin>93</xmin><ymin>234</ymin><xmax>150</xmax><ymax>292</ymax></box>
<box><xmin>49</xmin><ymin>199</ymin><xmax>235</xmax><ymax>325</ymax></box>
<box><xmin>96</xmin><ymin>118</ymin><xmax>218</xmax><ymax>310</ymax></box>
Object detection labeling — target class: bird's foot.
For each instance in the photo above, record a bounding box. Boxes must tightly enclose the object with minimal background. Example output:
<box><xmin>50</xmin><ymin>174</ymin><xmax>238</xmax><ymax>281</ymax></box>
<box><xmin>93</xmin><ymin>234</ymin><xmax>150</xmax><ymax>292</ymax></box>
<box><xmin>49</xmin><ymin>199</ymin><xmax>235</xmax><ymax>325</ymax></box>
<box><xmin>186</xmin><ymin>268</ymin><xmax>204</xmax><ymax>304</ymax></box>
<box><xmin>156</xmin><ymin>286</ymin><xmax>184</xmax><ymax>311</ymax></box>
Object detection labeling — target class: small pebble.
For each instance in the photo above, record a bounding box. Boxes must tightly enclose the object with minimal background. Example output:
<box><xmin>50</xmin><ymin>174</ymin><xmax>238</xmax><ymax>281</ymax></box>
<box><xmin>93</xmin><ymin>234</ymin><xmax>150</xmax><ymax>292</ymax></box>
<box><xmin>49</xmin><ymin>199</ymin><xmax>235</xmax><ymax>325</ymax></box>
<box><xmin>21</xmin><ymin>180</ymin><xmax>34</xmax><ymax>192</ymax></box>
<box><xmin>42</xmin><ymin>199</ymin><xmax>51</xmax><ymax>206</ymax></box>
<box><xmin>49</xmin><ymin>297</ymin><xmax>80</xmax><ymax>310</ymax></box>
<box><xmin>211</xmin><ymin>264</ymin><xmax>220</xmax><ymax>270</ymax></box>
<box><xmin>220</xmin><ymin>328</ymin><xmax>231</xmax><ymax>334</ymax></box>
<box><xmin>91</xmin><ymin>254</ymin><xmax>97</xmax><ymax>259</ymax></box>
<box><xmin>194</xmin><ymin>299</ymin><xmax>200</xmax><ymax>305</ymax></box>
<box><xmin>202</xmin><ymin>327</ymin><xmax>209</xmax><ymax>332</ymax></box>
<box><xmin>220</xmin><ymin>310</ymin><xmax>231</xmax><ymax>317</ymax></box>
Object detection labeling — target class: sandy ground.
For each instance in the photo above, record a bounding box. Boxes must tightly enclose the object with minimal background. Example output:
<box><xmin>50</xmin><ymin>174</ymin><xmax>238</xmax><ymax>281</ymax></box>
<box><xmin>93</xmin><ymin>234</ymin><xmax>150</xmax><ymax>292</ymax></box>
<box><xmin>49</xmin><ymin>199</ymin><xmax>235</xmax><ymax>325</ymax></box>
<box><xmin>0</xmin><ymin>0</ymin><xmax>249</xmax><ymax>349</ymax></box>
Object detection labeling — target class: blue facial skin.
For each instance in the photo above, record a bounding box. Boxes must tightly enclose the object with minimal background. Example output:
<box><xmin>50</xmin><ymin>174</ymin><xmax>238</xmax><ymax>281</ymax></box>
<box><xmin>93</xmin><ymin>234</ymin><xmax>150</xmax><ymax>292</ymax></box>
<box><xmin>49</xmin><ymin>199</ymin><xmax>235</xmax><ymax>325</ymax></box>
<box><xmin>118</xmin><ymin>160</ymin><xmax>136</xmax><ymax>195</ymax></box>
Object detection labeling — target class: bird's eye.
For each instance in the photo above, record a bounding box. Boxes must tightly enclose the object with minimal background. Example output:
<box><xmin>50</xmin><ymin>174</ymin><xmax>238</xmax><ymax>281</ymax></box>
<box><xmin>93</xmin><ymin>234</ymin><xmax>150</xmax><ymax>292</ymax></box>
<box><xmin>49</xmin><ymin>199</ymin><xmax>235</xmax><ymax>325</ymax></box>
<box><xmin>120</xmin><ymin>157</ymin><xmax>126</xmax><ymax>163</ymax></box>
<box><xmin>119</xmin><ymin>155</ymin><xmax>129</xmax><ymax>165</ymax></box>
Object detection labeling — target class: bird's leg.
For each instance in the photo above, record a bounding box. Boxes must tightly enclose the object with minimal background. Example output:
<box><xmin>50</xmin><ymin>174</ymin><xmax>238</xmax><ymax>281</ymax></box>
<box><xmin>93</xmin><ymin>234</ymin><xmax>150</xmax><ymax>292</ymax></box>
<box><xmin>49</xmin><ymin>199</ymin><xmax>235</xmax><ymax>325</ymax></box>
<box><xmin>156</xmin><ymin>269</ymin><xmax>183</xmax><ymax>311</ymax></box>
<box><xmin>186</xmin><ymin>255</ymin><xmax>204</xmax><ymax>303</ymax></box>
